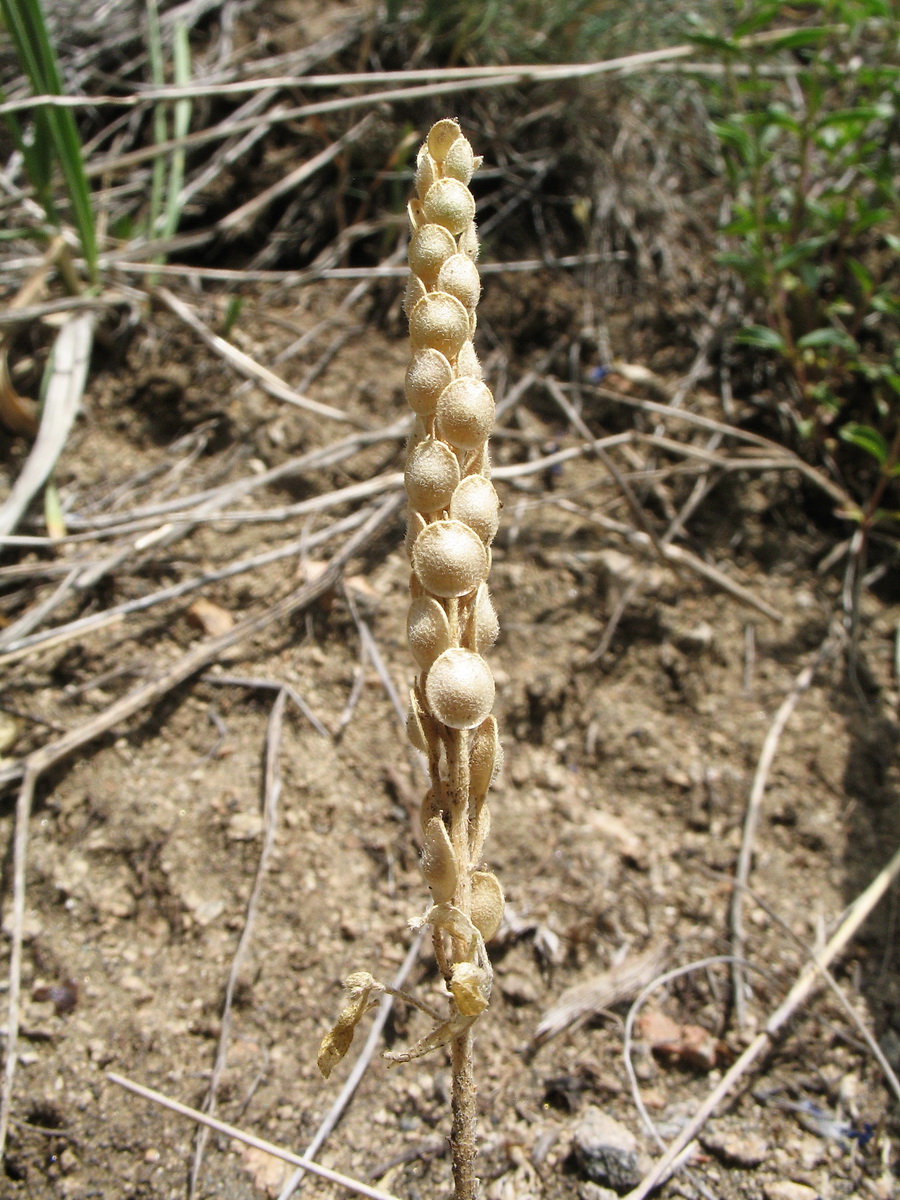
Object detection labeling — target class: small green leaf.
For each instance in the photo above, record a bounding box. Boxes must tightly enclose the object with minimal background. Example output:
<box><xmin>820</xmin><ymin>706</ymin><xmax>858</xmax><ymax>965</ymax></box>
<box><xmin>773</xmin><ymin>237</ymin><xmax>828</xmax><ymax>272</ymax></box>
<box><xmin>796</xmin><ymin>328</ymin><xmax>859</xmax><ymax>354</ymax></box>
<box><xmin>734</xmin><ymin>325</ymin><xmax>786</xmax><ymax>352</ymax></box>
<box><xmin>769</xmin><ymin>28</ymin><xmax>831</xmax><ymax>53</ymax></box>
<box><xmin>871</xmin><ymin>294</ymin><xmax>900</xmax><ymax>319</ymax></box>
<box><xmin>839</xmin><ymin>423</ymin><xmax>889</xmax><ymax>465</ymax></box>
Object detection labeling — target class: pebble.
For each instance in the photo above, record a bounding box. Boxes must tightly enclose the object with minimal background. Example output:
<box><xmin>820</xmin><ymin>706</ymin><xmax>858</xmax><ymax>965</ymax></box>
<box><xmin>701</xmin><ymin>1123</ymin><xmax>768</xmax><ymax>1167</ymax></box>
<box><xmin>572</xmin><ymin>1106</ymin><xmax>644</xmax><ymax>1191</ymax></box>
<box><xmin>763</xmin><ymin>1184</ymin><xmax>819</xmax><ymax>1200</ymax></box>
<box><xmin>579</xmin><ymin>1185</ymin><xmax>619</xmax><ymax>1200</ymax></box>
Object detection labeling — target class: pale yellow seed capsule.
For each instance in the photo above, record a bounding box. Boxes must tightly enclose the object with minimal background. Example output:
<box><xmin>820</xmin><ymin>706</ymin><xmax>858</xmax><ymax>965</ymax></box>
<box><xmin>422</xmin><ymin>178</ymin><xmax>476</xmax><ymax>237</ymax></box>
<box><xmin>471</xmin><ymin>870</ymin><xmax>504</xmax><ymax>942</ymax></box>
<box><xmin>442</xmin><ymin>136</ymin><xmax>476</xmax><ymax>184</ymax></box>
<box><xmin>427</xmin><ymin>118</ymin><xmax>463</xmax><ymax>162</ymax></box>
<box><xmin>407</xmin><ymin>595</ymin><xmax>452</xmax><ymax>671</ymax></box>
<box><xmin>407</xmin><ymin>688</ymin><xmax>429</xmax><ymax>753</ymax></box>
<box><xmin>407</xmin><ymin>198</ymin><xmax>425</xmax><ymax>232</ymax></box>
<box><xmin>458</xmin><ymin>222</ymin><xmax>479</xmax><ymax>261</ymax></box>
<box><xmin>456</xmin><ymin>340</ymin><xmax>482</xmax><ymax>380</ymax></box>
<box><xmin>469</xmin><ymin>583</ymin><xmax>500</xmax><ymax>654</ymax></box>
<box><xmin>412</xmin><ymin>519</ymin><xmax>488</xmax><ymax>598</ymax></box>
<box><xmin>421</xmin><ymin>816</ymin><xmax>458</xmax><ymax>904</ymax></box>
<box><xmin>405</xmin><ymin>348</ymin><xmax>453</xmax><ymax>416</ymax></box>
<box><xmin>436</xmin><ymin>253</ymin><xmax>481</xmax><ymax>311</ymax></box>
<box><xmin>409</xmin><ymin>223</ymin><xmax>457</xmax><ymax>288</ymax></box>
<box><xmin>408</xmin><ymin>291</ymin><xmax>470</xmax><ymax>359</ymax></box>
<box><xmin>450</xmin><ymin>474</ymin><xmax>500</xmax><ymax>543</ymax></box>
<box><xmin>405</xmin><ymin>437</ymin><xmax>461</xmax><ymax>513</ymax></box>
<box><xmin>414</xmin><ymin>143</ymin><xmax>437</xmax><ymax>198</ymax></box>
<box><xmin>425</xmin><ymin>647</ymin><xmax>495</xmax><ymax>730</ymax></box>
<box><xmin>405</xmin><ymin>509</ymin><xmax>427</xmax><ymax>560</ymax></box>
<box><xmin>435</xmin><ymin>377</ymin><xmax>495</xmax><ymax>451</ymax></box>
<box><xmin>403</xmin><ymin>273</ymin><xmax>427</xmax><ymax>317</ymax></box>
<box><xmin>420</xmin><ymin>784</ymin><xmax>445</xmax><ymax>827</ymax></box>
<box><xmin>469</xmin><ymin>715</ymin><xmax>500</xmax><ymax>799</ymax></box>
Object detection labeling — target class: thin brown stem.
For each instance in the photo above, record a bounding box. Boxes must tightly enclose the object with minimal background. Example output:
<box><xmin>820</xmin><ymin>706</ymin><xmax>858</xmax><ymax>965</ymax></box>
<box><xmin>450</xmin><ymin>1027</ymin><xmax>477</xmax><ymax>1200</ymax></box>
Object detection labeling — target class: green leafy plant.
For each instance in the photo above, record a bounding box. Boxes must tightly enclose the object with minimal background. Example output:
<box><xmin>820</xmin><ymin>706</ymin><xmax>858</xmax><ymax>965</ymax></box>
<box><xmin>0</xmin><ymin>0</ymin><xmax>98</xmax><ymax>283</ymax></box>
<box><xmin>699</xmin><ymin>0</ymin><xmax>899</xmax><ymax>455</ymax></box>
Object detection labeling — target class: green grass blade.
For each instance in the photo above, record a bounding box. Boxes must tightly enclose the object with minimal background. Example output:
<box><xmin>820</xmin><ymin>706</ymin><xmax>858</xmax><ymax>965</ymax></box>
<box><xmin>145</xmin><ymin>0</ymin><xmax>167</xmax><ymax>239</ymax></box>
<box><xmin>0</xmin><ymin>0</ymin><xmax>98</xmax><ymax>282</ymax></box>
<box><xmin>162</xmin><ymin>21</ymin><xmax>192</xmax><ymax>240</ymax></box>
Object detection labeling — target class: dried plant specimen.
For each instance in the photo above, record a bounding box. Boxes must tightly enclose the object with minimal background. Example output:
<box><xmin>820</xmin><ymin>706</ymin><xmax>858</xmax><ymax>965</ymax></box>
<box><xmin>318</xmin><ymin>119</ymin><xmax>502</xmax><ymax>1200</ymax></box>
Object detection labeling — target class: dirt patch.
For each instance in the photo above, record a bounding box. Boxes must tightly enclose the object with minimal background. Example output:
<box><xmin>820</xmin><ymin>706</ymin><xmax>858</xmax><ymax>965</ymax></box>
<box><xmin>1</xmin><ymin>267</ymin><xmax>898</xmax><ymax>1200</ymax></box>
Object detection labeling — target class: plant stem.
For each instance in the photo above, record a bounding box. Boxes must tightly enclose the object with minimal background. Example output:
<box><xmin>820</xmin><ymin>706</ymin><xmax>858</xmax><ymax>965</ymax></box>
<box><xmin>450</xmin><ymin>1026</ymin><xmax>477</xmax><ymax>1200</ymax></box>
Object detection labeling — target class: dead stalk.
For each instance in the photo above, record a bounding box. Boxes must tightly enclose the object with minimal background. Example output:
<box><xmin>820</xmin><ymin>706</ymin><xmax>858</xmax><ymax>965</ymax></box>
<box><xmin>317</xmin><ymin>120</ymin><xmax>504</xmax><ymax>1199</ymax></box>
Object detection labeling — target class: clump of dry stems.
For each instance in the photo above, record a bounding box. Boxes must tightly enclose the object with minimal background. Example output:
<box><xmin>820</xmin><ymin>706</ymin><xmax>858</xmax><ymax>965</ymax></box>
<box><xmin>318</xmin><ymin>119</ymin><xmax>503</xmax><ymax>1199</ymax></box>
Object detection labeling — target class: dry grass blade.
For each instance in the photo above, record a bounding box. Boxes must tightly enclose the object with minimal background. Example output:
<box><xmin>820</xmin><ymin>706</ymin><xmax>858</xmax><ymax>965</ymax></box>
<box><xmin>530</xmin><ymin>944</ymin><xmax>668</xmax><ymax>1050</ymax></box>
<box><xmin>731</xmin><ymin>624</ymin><xmax>844</xmax><ymax>1027</ymax></box>
<box><xmin>106</xmin><ymin>1072</ymin><xmax>404</xmax><ymax>1200</ymax></box>
<box><xmin>276</xmin><ymin>930</ymin><xmax>427</xmax><ymax>1200</ymax></box>
<box><xmin>155</xmin><ymin>288</ymin><xmax>363</xmax><ymax>426</ymax></box>
<box><xmin>0</xmin><ymin>495</ymin><xmax>401</xmax><ymax>1156</ymax></box>
<box><xmin>0</xmin><ymin>313</ymin><xmax>93</xmax><ymax>537</ymax></box>
<box><xmin>625</xmin><ymin>842</ymin><xmax>900</xmax><ymax>1200</ymax></box>
<box><xmin>190</xmin><ymin>688</ymin><xmax>288</xmax><ymax>1195</ymax></box>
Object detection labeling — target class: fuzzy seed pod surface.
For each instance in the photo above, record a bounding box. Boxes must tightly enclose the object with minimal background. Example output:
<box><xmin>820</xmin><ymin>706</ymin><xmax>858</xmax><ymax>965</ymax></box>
<box><xmin>402</xmin><ymin>121</ymin><xmax>505</xmax><ymax>1039</ymax></box>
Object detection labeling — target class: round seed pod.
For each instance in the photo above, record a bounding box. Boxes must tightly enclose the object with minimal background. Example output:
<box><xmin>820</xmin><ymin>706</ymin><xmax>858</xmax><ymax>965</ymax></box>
<box><xmin>471</xmin><ymin>870</ymin><xmax>504</xmax><ymax>942</ymax></box>
<box><xmin>435</xmin><ymin>378</ymin><xmax>495</xmax><ymax>451</ymax></box>
<box><xmin>442</xmin><ymin>136</ymin><xmax>476</xmax><ymax>184</ymax></box>
<box><xmin>469</xmin><ymin>715</ymin><xmax>500</xmax><ymax>799</ymax></box>
<box><xmin>469</xmin><ymin>799</ymin><xmax>491</xmax><ymax>862</ymax></box>
<box><xmin>458</xmin><ymin>222</ymin><xmax>479</xmax><ymax>261</ymax></box>
<box><xmin>422</xmin><ymin>178</ymin><xmax>476</xmax><ymax>237</ymax></box>
<box><xmin>456</xmin><ymin>340</ymin><xmax>482</xmax><ymax>380</ymax></box>
<box><xmin>412</xmin><ymin>520</ymin><xmax>488</xmax><ymax>598</ymax></box>
<box><xmin>425</xmin><ymin>647</ymin><xmax>494</xmax><ymax>730</ymax></box>
<box><xmin>469</xmin><ymin>583</ymin><xmax>500</xmax><ymax>654</ymax></box>
<box><xmin>408</xmin><ymin>292</ymin><xmax>470</xmax><ymax>359</ymax></box>
<box><xmin>405</xmin><ymin>348</ymin><xmax>453</xmax><ymax>416</ymax></box>
<box><xmin>408</xmin><ymin>686</ymin><xmax>441</xmax><ymax>755</ymax></box>
<box><xmin>407</xmin><ymin>198</ymin><xmax>424</xmax><ymax>233</ymax></box>
<box><xmin>403</xmin><ymin>273</ymin><xmax>426</xmax><ymax>318</ymax></box>
<box><xmin>450</xmin><ymin>474</ymin><xmax>500</xmax><ymax>543</ymax></box>
<box><xmin>427</xmin><ymin>118</ymin><xmax>463</xmax><ymax>162</ymax></box>
<box><xmin>407</xmin><ymin>595</ymin><xmax>452</xmax><ymax>671</ymax></box>
<box><xmin>414</xmin><ymin>142</ymin><xmax>437</xmax><ymax>197</ymax></box>
<box><xmin>409</xmin><ymin>223</ymin><xmax>457</xmax><ymax>287</ymax></box>
<box><xmin>405</xmin><ymin>437</ymin><xmax>461</xmax><ymax>513</ymax></box>
<box><xmin>421</xmin><ymin>816</ymin><xmax>458</xmax><ymax>905</ymax></box>
<box><xmin>405</xmin><ymin>510</ymin><xmax>426</xmax><ymax>560</ymax></box>
<box><xmin>436</xmin><ymin>253</ymin><xmax>481</xmax><ymax>312</ymax></box>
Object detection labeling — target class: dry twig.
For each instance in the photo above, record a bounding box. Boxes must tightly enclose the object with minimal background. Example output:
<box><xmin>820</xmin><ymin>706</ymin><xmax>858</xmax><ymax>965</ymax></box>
<box><xmin>625</xmin><ymin>842</ymin><xmax>900</xmax><ymax>1200</ymax></box>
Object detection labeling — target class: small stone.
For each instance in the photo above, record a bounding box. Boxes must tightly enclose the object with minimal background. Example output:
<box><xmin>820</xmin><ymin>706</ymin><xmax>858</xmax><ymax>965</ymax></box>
<box><xmin>764</xmin><ymin>1184</ymin><xmax>819</xmax><ymax>1200</ymax></box>
<box><xmin>579</xmin><ymin>1185</ymin><xmax>618</xmax><ymax>1200</ymax></box>
<box><xmin>572</xmin><ymin>1106</ymin><xmax>644</xmax><ymax>1192</ymax></box>
<box><xmin>701</xmin><ymin>1123</ymin><xmax>768</xmax><ymax>1167</ymax></box>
